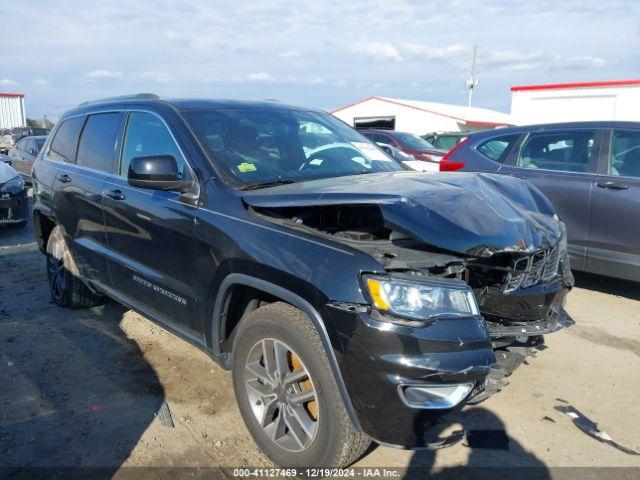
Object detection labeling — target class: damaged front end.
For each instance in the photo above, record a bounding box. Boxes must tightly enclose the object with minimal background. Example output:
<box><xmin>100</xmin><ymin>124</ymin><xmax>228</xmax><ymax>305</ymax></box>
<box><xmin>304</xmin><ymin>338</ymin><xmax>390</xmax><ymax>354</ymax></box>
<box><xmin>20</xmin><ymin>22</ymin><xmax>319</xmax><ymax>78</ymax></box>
<box><xmin>244</xmin><ymin>172</ymin><xmax>574</xmax><ymax>407</ymax></box>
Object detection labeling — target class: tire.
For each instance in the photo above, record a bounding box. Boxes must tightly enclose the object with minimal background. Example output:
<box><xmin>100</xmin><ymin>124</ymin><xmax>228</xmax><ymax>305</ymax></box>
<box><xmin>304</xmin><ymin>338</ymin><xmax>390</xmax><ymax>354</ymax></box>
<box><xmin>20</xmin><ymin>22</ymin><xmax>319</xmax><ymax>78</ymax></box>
<box><xmin>46</xmin><ymin>226</ymin><xmax>104</xmax><ymax>309</ymax></box>
<box><xmin>232</xmin><ymin>302</ymin><xmax>370</xmax><ymax>467</ymax></box>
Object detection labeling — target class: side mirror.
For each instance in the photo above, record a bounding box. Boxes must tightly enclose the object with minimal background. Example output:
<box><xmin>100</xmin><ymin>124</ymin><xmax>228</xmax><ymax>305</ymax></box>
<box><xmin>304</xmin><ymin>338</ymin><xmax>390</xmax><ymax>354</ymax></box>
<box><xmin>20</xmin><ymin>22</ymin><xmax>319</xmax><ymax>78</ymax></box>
<box><xmin>128</xmin><ymin>155</ymin><xmax>188</xmax><ymax>192</ymax></box>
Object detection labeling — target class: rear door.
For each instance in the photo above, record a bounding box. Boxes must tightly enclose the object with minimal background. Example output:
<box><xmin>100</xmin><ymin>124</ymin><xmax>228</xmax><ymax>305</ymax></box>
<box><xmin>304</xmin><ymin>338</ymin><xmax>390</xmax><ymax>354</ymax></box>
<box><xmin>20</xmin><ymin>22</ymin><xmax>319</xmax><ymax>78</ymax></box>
<box><xmin>11</xmin><ymin>139</ymin><xmax>28</xmax><ymax>176</ymax></box>
<box><xmin>586</xmin><ymin>128</ymin><xmax>640</xmax><ymax>281</ymax></box>
<box><xmin>500</xmin><ymin>128</ymin><xmax>601</xmax><ymax>270</ymax></box>
<box><xmin>102</xmin><ymin>110</ymin><xmax>200</xmax><ymax>337</ymax></box>
<box><xmin>48</xmin><ymin>112</ymin><xmax>123</xmax><ymax>286</ymax></box>
<box><xmin>20</xmin><ymin>138</ymin><xmax>38</xmax><ymax>179</ymax></box>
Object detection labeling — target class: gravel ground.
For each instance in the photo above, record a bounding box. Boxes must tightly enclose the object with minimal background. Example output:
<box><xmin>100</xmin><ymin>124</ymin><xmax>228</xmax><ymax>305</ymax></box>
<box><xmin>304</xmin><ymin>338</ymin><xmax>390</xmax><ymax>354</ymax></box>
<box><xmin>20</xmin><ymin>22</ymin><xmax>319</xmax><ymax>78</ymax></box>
<box><xmin>1</xmin><ymin>213</ymin><xmax>639</xmax><ymax>478</ymax></box>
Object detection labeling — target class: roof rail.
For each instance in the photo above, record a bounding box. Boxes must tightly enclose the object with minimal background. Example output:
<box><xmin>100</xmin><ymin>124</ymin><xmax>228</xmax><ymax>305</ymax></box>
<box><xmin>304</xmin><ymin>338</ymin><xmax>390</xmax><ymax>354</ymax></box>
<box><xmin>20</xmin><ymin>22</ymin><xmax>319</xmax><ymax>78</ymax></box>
<box><xmin>78</xmin><ymin>93</ymin><xmax>159</xmax><ymax>107</ymax></box>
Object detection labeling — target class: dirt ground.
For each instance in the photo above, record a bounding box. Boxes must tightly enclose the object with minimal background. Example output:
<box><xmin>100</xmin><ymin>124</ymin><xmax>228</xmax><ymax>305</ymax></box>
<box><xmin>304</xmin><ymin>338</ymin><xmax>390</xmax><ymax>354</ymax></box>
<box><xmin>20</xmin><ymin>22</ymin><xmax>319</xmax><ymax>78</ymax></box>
<box><xmin>1</xmin><ymin>211</ymin><xmax>639</xmax><ymax>478</ymax></box>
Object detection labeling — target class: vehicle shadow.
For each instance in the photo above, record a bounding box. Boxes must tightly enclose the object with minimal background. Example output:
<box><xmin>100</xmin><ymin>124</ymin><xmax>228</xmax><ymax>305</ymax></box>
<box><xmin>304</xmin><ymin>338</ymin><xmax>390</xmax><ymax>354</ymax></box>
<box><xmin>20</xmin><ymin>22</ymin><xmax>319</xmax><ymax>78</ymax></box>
<box><xmin>0</xmin><ymin>243</ymin><xmax>165</xmax><ymax>479</ymax></box>
<box><xmin>404</xmin><ymin>407</ymin><xmax>550</xmax><ymax>479</ymax></box>
<box><xmin>573</xmin><ymin>271</ymin><xmax>640</xmax><ymax>301</ymax></box>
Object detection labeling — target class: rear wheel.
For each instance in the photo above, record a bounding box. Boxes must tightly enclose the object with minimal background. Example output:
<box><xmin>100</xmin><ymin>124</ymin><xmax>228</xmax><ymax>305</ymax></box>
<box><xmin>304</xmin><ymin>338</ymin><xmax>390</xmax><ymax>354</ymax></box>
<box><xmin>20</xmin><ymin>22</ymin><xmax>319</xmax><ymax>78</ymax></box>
<box><xmin>46</xmin><ymin>226</ymin><xmax>104</xmax><ymax>308</ymax></box>
<box><xmin>232</xmin><ymin>302</ymin><xmax>369</xmax><ymax>467</ymax></box>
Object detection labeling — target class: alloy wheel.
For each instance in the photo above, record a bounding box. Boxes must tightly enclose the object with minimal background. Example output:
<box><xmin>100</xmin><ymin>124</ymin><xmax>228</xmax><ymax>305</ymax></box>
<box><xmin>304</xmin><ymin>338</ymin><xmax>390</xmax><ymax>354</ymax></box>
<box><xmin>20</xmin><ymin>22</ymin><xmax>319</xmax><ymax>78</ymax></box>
<box><xmin>244</xmin><ymin>338</ymin><xmax>319</xmax><ymax>452</ymax></box>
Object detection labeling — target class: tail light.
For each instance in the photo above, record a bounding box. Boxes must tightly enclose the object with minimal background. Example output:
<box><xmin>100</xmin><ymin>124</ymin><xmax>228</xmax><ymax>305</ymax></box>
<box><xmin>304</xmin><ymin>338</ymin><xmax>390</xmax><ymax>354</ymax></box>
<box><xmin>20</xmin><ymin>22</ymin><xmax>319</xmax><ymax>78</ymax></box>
<box><xmin>439</xmin><ymin>138</ymin><xmax>470</xmax><ymax>172</ymax></box>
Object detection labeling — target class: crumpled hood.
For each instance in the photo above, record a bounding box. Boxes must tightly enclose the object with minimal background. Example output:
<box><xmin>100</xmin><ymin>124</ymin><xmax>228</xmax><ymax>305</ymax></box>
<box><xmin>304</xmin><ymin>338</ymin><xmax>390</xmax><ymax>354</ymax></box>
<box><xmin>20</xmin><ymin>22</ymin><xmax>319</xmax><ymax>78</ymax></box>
<box><xmin>243</xmin><ymin>171</ymin><xmax>562</xmax><ymax>257</ymax></box>
<box><xmin>0</xmin><ymin>161</ymin><xmax>19</xmax><ymax>184</ymax></box>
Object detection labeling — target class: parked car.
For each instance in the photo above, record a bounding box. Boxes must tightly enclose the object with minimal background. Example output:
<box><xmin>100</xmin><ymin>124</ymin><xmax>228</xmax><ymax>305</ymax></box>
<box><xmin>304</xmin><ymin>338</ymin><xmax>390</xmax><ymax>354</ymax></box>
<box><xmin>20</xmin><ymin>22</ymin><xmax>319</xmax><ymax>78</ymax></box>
<box><xmin>0</xmin><ymin>153</ymin><xmax>11</xmax><ymax>165</ymax></box>
<box><xmin>9</xmin><ymin>135</ymin><xmax>47</xmax><ymax>182</ymax></box>
<box><xmin>441</xmin><ymin>121</ymin><xmax>640</xmax><ymax>283</ymax></box>
<box><xmin>422</xmin><ymin>131</ymin><xmax>468</xmax><ymax>151</ymax></box>
<box><xmin>32</xmin><ymin>95</ymin><xmax>573</xmax><ymax>467</ymax></box>
<box><xmin>359</xmin><ymin>129</ymin><xmax>447</xmax><ymax>165</ymax></box>
<box><xmin>10</xmin><ymin>126</ymin><xmax>50</xmax><ymax>146</ymax></box>
<box><xmin>0</xmin><ymin>160</ymin><xmax>28</xmax><ymax>227</ymax></box>
<box><xmin>376</xmin><ymin>142</ymin><xmax>438</xmax><ymax>172</ymax></box>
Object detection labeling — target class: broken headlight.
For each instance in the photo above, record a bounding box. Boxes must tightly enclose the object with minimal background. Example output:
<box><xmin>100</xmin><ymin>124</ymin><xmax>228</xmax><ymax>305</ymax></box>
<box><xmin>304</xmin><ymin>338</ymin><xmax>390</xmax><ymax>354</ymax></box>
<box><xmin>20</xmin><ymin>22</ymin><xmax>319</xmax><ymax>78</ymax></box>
<box><xmin>364</xmin><ymin>275</ymin><xmax>479</xmax><ymax>322</ymax></box>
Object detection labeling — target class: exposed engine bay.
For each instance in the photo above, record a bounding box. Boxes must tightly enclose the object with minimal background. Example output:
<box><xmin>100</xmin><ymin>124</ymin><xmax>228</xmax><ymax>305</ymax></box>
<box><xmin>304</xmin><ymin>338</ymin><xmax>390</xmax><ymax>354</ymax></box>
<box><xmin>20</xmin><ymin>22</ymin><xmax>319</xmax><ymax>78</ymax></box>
<box><xmin>243</xmin><ymin>172</ymin><xmax>575</xmax><ymax>349</ymax></box>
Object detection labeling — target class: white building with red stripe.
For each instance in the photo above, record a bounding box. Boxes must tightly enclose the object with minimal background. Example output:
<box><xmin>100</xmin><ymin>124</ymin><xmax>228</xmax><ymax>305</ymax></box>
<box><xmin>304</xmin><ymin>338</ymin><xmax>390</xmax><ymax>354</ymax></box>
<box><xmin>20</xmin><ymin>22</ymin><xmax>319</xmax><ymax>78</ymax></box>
<box><xmin>0</xmin><ymin>92</ymin><xmax>26</xmax><ymax>130</ymax></box>
<box><xmin>331</xmin><ymin>96</ymin><xmax>511</xmax><ymax>136</ymax></box>
<box><xmin>510</xmin><ymin>79</ymin><xmax>640</xmax><ymax>125</ymax></box>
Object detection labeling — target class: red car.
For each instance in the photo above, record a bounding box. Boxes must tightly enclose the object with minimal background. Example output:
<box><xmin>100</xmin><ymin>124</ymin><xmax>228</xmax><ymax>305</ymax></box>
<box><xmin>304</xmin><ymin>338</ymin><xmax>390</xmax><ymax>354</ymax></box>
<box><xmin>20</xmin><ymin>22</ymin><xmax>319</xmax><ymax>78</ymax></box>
<box><xmin>359</xmin><ymin>129</ymin><xmax>447</xmax><ymax>164</ymax></box>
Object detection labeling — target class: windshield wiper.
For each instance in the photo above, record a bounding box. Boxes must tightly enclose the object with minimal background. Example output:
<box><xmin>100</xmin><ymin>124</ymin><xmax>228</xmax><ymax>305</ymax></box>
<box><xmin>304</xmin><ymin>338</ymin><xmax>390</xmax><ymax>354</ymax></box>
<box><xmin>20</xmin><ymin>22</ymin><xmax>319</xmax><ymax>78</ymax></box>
<box><xmin>240</xmin><ymin>179</ymin><xmax>296</xmax><ymax>190</ymax></box>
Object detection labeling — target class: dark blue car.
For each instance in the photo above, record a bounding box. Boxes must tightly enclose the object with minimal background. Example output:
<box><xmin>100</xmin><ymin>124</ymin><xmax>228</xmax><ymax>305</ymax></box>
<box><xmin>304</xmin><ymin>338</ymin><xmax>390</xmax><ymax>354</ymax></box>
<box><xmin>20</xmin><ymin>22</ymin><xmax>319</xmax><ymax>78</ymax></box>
<box><xmin>442</xmin><ymin>121</ymin><xmax>640</xmax><ymax>283</ymax></box>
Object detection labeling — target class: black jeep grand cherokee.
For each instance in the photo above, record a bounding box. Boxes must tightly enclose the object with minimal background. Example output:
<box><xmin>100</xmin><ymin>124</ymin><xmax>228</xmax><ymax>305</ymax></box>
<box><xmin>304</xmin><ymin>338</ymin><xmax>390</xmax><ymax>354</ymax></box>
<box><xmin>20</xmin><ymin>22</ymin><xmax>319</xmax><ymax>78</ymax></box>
<box><xmin>32</xmin><ymin>95</ymin><xmax>573</xmax><ymax>467</ymax></box>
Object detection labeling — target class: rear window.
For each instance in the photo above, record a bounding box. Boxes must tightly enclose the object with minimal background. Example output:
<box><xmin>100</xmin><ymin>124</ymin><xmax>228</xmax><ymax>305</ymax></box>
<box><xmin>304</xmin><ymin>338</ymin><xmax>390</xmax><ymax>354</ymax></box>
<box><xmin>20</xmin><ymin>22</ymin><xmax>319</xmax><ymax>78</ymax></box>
<box><xmin>476</xmin><ymin>134</ymin><xmax>519</xmax><ymax>163</ymax></box>
<box><xmin>394</xmin><ymin>132</ymin><xmax>435</xmax><ymax>149</ymax></box>
<box><xmin>49</xmin><ymin>116</ymin><xmax>85</xmax><ymax>163</ymax></box>
<box><xmin>76</xmin><ymin>113</ymin><xmax>121</xmax><ymax>173</ymax></box>
<box><xmin>436</xmin><ymin>135</ymin><xmax>463</xmax><ymax>151</ymax></box>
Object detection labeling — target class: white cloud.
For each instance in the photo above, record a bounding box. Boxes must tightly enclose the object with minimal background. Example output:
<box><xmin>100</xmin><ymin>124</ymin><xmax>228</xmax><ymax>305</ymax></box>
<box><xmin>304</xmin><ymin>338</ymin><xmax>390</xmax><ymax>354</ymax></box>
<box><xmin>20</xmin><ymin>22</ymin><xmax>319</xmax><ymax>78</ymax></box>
<box><xmin>33</xmin><ymin>79</ymin><xmax>50</xmax><ymax>86</ymax></box>
<box><xmin>246</xmin><ymin>72</ymin><xmax>276</xmax><ymax>82</ymax></box>
<box><xmin>307</xmin><ymin>77</ymin><xmax>324</xmax><ymax>85</ymax></box>
<box><xmin>402</xmin><ymin>43</ymin><xmax>467</xmax><ymax>60</ymax></box>
<box><xmin>333</xmin><ymin>80</ymin><xmax>347</xmax><ymax>87</ymax></box>
<box><xmin>559</xmin><ymin>55</ymin><xmax>606</xmax><ymax>69</ymax></box>
<box><xmin>0</xmin><ymin>78</ymin><xmax>18</xmax><ymax>85</ymax></box>
<box><xmin>83</xmin><ymin>70</ymin><xmax>124</xmax><ymax>79</ymax></box>
<box><xmin>351</xmin><ymin>40</ymin><xmax>403</xmax><ymax>62</ymax></box>
<box><xmin>279</xmin><ymin>50</ymin><xmax>301</xmax><ymax>58</ymax></box>
<box><xmin>134</xmin><ymin>71</ymin><xmax>173</xmax><ymax>83</ymax></box>
<box><xmin>483</xmin><ymin>49</ymin><xmax>607</xmax><ymax>71</ymax></box>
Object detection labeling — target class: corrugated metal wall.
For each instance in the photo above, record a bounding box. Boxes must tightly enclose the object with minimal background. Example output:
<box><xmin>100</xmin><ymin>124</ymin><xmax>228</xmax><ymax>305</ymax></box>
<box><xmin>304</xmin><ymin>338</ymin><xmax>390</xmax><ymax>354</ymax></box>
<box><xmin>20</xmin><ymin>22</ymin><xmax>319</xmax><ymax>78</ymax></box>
<box><xmin>0</xmin><ymin>95</ymin><xmax>26</xmax><ymax>129</ymax></box>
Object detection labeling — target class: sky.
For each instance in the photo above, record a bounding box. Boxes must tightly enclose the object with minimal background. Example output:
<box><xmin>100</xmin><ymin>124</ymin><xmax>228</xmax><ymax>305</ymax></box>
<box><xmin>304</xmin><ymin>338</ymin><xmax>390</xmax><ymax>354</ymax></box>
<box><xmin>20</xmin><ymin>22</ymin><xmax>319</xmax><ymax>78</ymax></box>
<box><xmin>1</xmin><ymin>0</ymin><xmax>639</xmax><ymax>121</ymax></box>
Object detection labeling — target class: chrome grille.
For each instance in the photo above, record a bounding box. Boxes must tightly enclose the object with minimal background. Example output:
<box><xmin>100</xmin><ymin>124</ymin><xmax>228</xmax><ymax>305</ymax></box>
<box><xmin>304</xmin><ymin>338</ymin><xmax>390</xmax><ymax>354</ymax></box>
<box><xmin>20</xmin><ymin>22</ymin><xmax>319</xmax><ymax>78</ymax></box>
<box><xmin>504</xmin><ymin>244</ymin><xmax>560</xmax><ymax>292</ymax></box>
<box><xmin>542</xmin><ymin>245</ymin><xmax>561</xmax><ymax>281</ymax></box>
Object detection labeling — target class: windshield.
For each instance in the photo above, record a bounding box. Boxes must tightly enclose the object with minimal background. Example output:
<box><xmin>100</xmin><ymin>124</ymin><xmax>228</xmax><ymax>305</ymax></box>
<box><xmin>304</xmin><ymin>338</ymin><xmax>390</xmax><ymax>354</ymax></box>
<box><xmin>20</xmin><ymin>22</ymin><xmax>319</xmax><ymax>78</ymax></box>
<box><xmin>183</xmin><ymin>108</ymin><xmax>404</xmax><ymax>187</ymax></box>
<box><xmin>394</xmin><ymin>132</ymin><xmax>436</xmax><ymax>150</ymax></box>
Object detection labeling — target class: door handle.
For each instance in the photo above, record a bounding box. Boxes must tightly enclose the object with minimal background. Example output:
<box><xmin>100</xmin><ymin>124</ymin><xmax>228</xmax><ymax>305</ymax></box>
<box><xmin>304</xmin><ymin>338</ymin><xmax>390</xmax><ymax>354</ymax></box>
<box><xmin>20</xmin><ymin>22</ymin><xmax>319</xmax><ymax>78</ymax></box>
<box><xmin>106</xmin><ymin>189</ymin><xmax>126</xmax><ymax>201</ymax></box>
<box><xmin>597</xmin><ymin>181</ymin><xmax>629</xmax><ymax>190</ymax></box>
<box><xmin>56</xmin><ymin>173</ymin><xmax>72</xmax><ymax>183</ymax></box>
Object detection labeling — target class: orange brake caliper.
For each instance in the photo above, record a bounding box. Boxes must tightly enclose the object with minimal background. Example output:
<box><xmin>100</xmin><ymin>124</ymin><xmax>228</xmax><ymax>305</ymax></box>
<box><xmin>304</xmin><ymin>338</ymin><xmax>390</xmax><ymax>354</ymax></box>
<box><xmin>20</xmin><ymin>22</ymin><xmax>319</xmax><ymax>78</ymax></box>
<box><xmin>290</xmin><ymin>352</ymin><xmax>318</xmax><ymax>420</ymax></box>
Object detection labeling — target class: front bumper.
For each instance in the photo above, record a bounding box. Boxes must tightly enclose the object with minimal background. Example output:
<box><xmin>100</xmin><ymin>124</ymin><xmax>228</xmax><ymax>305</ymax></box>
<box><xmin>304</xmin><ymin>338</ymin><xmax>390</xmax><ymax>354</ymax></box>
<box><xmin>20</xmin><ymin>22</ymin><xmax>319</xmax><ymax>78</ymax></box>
<box><xmin>0</xmin><ymin>188</ymin><xmax>28</xmax><ymax>224</ymax></box>
<box><xmin>479</xmin><ymin>274</ymin><xmax>574</xmax><ymax>345</ymax></box>
<box><xmin>324</xmin><ymin>304</ymin><xmax>494</xmax><ymax>448</ymax></box>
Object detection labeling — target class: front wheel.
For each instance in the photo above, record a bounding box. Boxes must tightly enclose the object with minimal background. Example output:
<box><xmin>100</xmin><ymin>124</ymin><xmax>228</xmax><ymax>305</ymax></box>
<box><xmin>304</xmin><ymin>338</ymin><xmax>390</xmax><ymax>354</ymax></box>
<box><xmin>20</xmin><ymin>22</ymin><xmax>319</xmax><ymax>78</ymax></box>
<box><xmin>232</xmin><ymin>302</ymin><xmax>370</xmax><ymax>467</ymax></box>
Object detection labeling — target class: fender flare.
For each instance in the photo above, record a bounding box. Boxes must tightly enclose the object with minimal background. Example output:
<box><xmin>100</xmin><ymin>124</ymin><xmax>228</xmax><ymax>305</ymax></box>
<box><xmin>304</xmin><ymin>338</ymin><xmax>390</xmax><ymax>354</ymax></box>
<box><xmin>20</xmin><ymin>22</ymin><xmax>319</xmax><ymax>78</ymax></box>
<box><xmin>211</xmin><ymin>273</ymin><xmax>362</xmax><ymax>432</ymax></box>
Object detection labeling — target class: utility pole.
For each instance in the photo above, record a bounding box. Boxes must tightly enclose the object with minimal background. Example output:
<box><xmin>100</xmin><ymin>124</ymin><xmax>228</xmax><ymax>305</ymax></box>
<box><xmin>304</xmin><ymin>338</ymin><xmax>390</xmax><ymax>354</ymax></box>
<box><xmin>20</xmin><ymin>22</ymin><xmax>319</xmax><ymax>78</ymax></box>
<box><xmin>466</xmin><ymin>45</ymin><xmax>478</xmax><ymax>107</ymax></box>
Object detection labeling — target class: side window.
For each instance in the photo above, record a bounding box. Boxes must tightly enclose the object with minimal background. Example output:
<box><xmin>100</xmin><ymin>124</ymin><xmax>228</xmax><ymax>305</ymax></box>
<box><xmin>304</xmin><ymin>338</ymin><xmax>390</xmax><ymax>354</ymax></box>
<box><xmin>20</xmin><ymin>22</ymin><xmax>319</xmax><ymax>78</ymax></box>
<box><xmin>76</xmin><ymin>113</ymin><xmax>121</xmax><ymax>173</ymax></box>
<box><xmin>360</xmin><ymin>131</ymin><xmax>375</xmax><ymax>141</ymax></box>
<box><xmin>517</xmin><ymin>130</ymin><xmax>595</xmax><ymax>172</ymax></box>
<box><xmin>609</xmin><ymin>130</ymin><xmax>640</xmax><ymax>179</ymax></box>
<box><xmin>49</xmin><ymin>116</ymin><xmax>85</xmax><ymax>163</ymax></box>
<box><xmin>25</xmin><ymin>138</ymin><xmax>36</xmax><ymax>153</ymax></box>
<box><xmin>16</xmin><ymin>139</ymin><xmax>28</xmax><ymax>151</ymax></box>
<box><xmin>121</xmin><ymin>112</ymin><xmax>185</xmax><ymax>177</ymax></box>
<box><xmin>376</xmin><ymin>133</ymin><xmax>394</xmax><ymax>145</ymax></box>
<box><xmin>476</xmin><ymin>134</ymin><xmax>519</xmax><ymax>163</ymax></box>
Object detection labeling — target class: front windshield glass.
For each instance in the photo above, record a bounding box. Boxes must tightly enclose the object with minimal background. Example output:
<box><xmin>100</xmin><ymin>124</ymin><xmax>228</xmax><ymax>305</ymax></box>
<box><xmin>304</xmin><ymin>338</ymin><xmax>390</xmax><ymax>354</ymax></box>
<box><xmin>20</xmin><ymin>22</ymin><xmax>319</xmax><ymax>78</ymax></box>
<box><xmin>183</xmin><ymin>108</ymin><xmax>404</xmax><ymax>187</ymax></box>
<box><xmin>394</xmin><ymin>132</ymin><xmax>436</xmax><ymax>150</ymax></box>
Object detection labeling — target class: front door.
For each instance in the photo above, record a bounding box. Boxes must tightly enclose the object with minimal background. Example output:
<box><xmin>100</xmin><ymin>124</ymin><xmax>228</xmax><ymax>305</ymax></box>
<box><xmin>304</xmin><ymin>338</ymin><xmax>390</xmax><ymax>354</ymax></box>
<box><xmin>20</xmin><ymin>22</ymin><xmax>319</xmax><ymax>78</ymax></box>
<box><xmin>500</xmin><ymin>128</ymin><xmax>600</xmax><ymax>271</ymax></box>
<box><xmin>102</xmin><ymin>111</ymin><xmax>200</xmax><ymax>336</ymax></box>
<box><xmin>587</xmin><ymin>128</ymin><xmax>640</xmax><ymax>282</ymax></box>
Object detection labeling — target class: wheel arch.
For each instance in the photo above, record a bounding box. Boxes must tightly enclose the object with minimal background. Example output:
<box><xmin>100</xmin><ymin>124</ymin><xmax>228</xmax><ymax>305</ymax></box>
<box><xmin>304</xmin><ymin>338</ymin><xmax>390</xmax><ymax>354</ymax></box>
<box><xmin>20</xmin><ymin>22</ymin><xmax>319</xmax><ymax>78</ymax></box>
<box><xmin>211</xmin><ymin>273</ymin><xmax>363</xmax><ymax>432</ymax></box>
